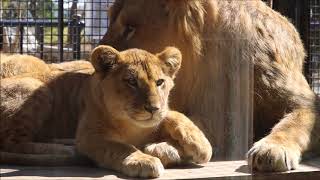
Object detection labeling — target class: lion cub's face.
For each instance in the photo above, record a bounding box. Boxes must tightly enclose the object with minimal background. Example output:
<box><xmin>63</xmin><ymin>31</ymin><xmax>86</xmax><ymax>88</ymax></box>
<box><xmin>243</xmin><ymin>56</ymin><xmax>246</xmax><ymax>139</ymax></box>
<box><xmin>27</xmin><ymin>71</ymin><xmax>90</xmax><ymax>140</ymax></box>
<box><xmin>91</xmin><ymin>45</ymin><xmax>181</xmax><ymax>128</ymax></box>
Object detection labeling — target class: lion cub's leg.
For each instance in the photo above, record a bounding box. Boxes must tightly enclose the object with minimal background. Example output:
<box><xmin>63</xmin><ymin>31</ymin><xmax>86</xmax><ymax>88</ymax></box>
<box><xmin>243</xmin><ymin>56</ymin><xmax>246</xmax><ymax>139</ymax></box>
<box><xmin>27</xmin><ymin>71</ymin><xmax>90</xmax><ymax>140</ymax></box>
<box><xmin>0</xmin><ymin>144</ymin><xmax>82</xmax><ymax>166</ymax></box>
<box><xmin>50</xmin><ymin>138</ymin><xmax>75</xmax><ymax>145</ymax></box>
<box><xmin>0</xmin><ymin>77</ymin><xmax>77</xmax><ymax>165</ymax></box>
<box><xmin>1</xmin><ymin>142</ymin><xmax>75</xmax><ymax>155</ymax></box>
<box><xmin>144</xmin><ymin>141</ymin><xmax>182</xmax><ymax>167</ymax></box>
<box><xmin>76</xmin><ymin>134</ymin><xmax>164</xmax><ymax>178</ymax></box>
<box><xmin>157</xmin><ymin>111</ymin><xmax>212</xmax><ymax>164</ymax></box>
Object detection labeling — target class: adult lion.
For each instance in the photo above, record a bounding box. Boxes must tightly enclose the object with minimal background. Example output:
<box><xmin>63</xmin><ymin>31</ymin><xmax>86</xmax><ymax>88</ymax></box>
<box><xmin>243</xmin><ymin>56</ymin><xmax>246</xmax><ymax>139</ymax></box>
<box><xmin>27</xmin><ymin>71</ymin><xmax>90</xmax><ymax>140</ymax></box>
<box><xmin>100</xmin><ymin>0</ymin><xmax>320</xmax><ymax>172</ymax></box>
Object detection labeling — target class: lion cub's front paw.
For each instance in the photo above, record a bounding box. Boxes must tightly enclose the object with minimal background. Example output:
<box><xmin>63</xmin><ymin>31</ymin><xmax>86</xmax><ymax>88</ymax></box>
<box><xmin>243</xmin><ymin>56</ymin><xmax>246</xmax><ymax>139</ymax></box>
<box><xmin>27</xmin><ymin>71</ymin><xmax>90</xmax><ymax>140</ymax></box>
<box><xmin>164</xmin><ymin>112</ymin><xmax>212</xmax><ymax>164</ymax></box>
<box><xmin>144</xmin><ymin>142</ymin><xmax>181</xmax><ymax>167</ymax></box>
<box><xmin>121</xmin><ymin>151</ymin><xmax>164</xmax><ymax>178</ymax></box>
<box><xmin>247</xmin><ymin>138</ymin><xmax>301</xmax><ymax>172</ymax></box>
<box><xmin>179</xmin><ymin>129</ymin><xmax>212</xmax><ymax>164</ymax></box>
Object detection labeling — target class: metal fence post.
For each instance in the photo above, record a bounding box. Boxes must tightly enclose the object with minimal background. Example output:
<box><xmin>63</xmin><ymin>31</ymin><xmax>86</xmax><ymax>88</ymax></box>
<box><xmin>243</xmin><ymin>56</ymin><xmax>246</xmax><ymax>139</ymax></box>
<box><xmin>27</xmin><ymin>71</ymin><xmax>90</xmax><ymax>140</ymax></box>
<box><xmin>19</xmin><ymin>25</ymin><xmax>23</xmax><ymax>54</ymax></box>
<box><xmin>58</xmin><ymin>0</ymin><xmax>64</xmax><ymax>62</ymax></box>
<box><xmin>39</xmin><ymin>26</ymin><xmax>44</xmax><ymax>60</ymax></box>
<box><xmin>0</xmin><ymin>26</ymin><xmax>3</xmax><ymax>50</ymax></box>
<box><xmin>302</xmin><ymin>0</ymin><xmax>310</xmax><ymax>82</ymax></box>
<box><xmin>72</xmin><ymin>14</ymin><xmax>82</xmax><ymax>60</ymax></box>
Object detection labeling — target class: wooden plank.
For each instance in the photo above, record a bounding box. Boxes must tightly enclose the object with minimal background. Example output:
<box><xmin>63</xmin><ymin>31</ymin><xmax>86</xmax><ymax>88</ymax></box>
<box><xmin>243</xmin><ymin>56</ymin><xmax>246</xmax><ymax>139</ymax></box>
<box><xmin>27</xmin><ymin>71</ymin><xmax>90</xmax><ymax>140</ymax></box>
<box><xmin>1</xmin><ymin>159</ymin><xmax>319</xmax><ymax>179</ymax></box>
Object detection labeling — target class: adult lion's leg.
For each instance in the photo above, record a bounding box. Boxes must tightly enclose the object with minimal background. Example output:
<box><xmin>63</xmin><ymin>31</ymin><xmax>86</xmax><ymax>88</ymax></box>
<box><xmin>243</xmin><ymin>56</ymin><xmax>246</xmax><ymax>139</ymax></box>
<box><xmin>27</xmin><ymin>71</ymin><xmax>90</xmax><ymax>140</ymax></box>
<box><xmin>248</xmin><ymin>68</ymin><xmax>320</xmax><ymax>172</ymax></box>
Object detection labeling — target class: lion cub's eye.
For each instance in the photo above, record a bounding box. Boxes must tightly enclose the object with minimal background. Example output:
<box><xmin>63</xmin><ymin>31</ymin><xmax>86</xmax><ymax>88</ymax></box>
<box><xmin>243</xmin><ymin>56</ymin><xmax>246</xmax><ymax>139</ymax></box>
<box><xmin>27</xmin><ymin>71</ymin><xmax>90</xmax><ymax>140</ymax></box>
<box><xmin>156</xmin><ymin>79</ymin><xmax>165</xmax><ymax>86</ymax></box>
<box><xmin>126</xmin><ymin>78</ymin><xmax>138</xmax><ymax>87</ymax></box>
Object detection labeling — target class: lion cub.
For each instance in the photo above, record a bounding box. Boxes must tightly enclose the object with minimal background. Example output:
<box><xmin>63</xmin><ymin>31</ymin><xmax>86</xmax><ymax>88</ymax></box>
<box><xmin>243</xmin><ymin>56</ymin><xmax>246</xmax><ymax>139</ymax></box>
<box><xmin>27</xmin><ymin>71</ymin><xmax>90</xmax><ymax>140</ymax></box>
<box><xmin>76</xmin><ymin>46</ymin><xmax>212</xmax><ymax>178</ymax></box>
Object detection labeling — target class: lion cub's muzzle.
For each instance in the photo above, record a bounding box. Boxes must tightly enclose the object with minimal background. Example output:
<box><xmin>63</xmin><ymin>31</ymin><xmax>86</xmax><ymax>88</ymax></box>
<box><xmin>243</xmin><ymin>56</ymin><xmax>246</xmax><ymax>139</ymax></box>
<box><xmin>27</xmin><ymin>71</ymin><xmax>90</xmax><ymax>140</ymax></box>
<box><xmin>144</xmin><ymin>104</ymin><xmax>160</xmax><ymax>114</ymax></box>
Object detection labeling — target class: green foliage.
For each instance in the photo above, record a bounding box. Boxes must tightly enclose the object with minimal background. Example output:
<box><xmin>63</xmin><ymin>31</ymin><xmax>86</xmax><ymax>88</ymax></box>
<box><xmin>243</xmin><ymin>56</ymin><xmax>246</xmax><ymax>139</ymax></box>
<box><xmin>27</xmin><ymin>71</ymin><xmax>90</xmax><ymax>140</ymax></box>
<box><xmin>31</xmin><ymin>0</ymin><xmax>58</xmax><ymax>19</ymax></box>
<box><xmin>44</xmin><ymin>27</ymin><xmax>69</xmax><ymax>44</ymax></box>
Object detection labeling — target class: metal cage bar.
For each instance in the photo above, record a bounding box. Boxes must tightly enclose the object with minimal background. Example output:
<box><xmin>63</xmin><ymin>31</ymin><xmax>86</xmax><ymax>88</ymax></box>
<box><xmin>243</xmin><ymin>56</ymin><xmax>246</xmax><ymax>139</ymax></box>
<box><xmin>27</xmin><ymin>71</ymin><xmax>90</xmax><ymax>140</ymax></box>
<box><xmin>0</xmin><ymin>0</ymin><xmax>318</xmax><ymax>94</ymax></box>
<box><xmin>0</xmin><ymin>0</ymin><xmax>113</xmax><ymax>62</ymax></box>
<box><xmin>309</xmin><ymin>0</ymin><xmax>320</xmax><ymax>95</ymax></box>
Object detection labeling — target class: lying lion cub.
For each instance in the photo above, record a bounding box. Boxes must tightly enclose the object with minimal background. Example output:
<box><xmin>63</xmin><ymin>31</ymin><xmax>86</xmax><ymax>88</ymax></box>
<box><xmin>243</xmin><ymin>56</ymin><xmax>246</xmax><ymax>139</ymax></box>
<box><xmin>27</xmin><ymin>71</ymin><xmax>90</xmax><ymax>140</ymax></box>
<box><xmin>0</xmin><ymin>46</ymin><xmax>211</xmax><ymax>177</ymax></box>
<box><xmin>76</xmin><ymin>46</ymin><xmax>212</xmax><ymax>178</ymax></box>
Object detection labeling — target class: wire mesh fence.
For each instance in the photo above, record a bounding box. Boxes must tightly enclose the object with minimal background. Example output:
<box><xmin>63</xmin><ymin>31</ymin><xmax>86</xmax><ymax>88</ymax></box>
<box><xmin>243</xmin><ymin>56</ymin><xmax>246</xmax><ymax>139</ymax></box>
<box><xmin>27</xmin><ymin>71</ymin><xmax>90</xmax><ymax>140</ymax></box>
<box><xmin>0</xmin><ymin>0</ymin><xmax>319</xmax><ymax>94</ymax></box>
<box><xmin>309</xmin><ymin>0</ymin><xmax>320</xmax><ymax>95</ymax></box>
<box><xmin>0</xmin><ymin>0</ymin><xmax>113</xmax><ymax>62</ymax></box>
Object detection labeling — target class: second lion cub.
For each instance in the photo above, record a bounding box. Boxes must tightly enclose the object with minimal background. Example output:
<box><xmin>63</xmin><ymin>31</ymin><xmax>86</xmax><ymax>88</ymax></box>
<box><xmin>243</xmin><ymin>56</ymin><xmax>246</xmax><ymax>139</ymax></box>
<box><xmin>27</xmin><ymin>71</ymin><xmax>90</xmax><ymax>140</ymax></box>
<box><xmin>76</xmin><ymin>46</ymin><xmax>212</xmax><ymax>178</ymax></box>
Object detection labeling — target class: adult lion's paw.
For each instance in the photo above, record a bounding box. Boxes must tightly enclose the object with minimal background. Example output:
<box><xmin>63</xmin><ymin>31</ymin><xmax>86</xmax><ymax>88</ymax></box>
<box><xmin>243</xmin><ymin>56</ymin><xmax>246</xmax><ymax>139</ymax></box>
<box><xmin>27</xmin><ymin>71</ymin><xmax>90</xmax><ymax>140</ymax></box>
<box><xmin>121</xmin><ymin>151</ymin><xmax>164</xmax><ymax>178</ymax></box>
<box><xmin>144</xmin><ymin>142</ymin><xmax>181</xmax><ymax>167</ymax></box>
<box><xmin>163</xmin><ymin>111</ymin><xmax>212</xmax><ymax>164</ymax></box>
<box><xmin>247</xmin><ymin>138</ymin><xmax>301</xmax><ymax>172</ymax></box>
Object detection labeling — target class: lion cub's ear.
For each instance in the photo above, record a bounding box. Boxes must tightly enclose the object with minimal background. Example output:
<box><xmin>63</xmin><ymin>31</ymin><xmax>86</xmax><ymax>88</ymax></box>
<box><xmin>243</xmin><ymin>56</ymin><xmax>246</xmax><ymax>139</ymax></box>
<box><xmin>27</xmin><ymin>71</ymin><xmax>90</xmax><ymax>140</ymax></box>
<box><xmin>157</xmin><ymin>47</ymin><xmax>182</xmax><ymax>77</ymax></box>
<box><xmin>91</xmin><ymin>45</ymin><xmax>120</xmax><ymax>73</ymax></box>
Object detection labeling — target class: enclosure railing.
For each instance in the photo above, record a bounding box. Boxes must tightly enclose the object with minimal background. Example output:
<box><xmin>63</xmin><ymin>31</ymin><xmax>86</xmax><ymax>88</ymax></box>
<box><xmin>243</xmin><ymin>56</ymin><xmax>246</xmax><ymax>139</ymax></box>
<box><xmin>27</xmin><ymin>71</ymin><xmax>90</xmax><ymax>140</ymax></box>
<box><xmin>0</xmin><ymin>18</ymin><xmax>84</xmax><ymax>60</ymax></box>
<box><xmin>309</xmin><ymin>0</ymin><xmax>320</xmax><ymax>95</ymax></box>
<box><xmin>0</xmin><ymin>0</ymin><xmax>319</xmax><ymax>94</ymax></box>
<box><xmin>0</xmin><ymin>0</ymin><xmax>112</xmax><ymax>62</ymax></box>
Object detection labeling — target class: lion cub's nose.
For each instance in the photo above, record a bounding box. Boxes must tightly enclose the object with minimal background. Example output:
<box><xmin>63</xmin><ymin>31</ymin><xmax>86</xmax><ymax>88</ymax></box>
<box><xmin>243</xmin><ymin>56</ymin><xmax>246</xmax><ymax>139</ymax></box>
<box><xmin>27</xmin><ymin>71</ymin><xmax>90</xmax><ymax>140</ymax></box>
<box><xmin>144</xmin><ymin>104</ymin><xmax>159</xmax><ymax>114</ymax></box>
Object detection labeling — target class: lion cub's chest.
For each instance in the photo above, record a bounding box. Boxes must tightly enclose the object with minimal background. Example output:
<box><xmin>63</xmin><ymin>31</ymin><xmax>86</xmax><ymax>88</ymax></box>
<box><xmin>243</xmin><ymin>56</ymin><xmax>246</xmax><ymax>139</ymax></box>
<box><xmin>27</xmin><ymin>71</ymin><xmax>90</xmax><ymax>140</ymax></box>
<box><xmin>106</xmin><ymin>122</ymin><xmax>159</xmax><ymax>148</ymax></box>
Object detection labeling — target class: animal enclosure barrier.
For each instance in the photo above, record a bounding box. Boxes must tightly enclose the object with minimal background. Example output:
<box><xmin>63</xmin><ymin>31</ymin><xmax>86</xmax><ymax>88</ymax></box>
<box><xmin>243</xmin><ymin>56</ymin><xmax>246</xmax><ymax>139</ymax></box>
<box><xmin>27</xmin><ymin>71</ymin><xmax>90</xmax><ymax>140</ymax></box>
<box><xmin>0</xmin><ymin>0</ymin><xmax>319</xmax><ymax>91</ymax></box>
<box><xmin>0</xmin><ymin>0</ymin><xmax>113</xmax><ymax>62</ymax></box>
<box><xmin>309</xmin><ymin>0</ymin><xmax>320</xmax><ymax>95</ymax></box>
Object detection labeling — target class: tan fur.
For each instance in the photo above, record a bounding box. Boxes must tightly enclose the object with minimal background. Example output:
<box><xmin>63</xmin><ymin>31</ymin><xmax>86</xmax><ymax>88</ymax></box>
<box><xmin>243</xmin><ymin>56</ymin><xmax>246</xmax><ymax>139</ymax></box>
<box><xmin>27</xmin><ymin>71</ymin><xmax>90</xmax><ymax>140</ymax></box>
<box><xmin>76</xmin><ymin>46</ymin><xmax>211</xmax><ymax>178</ymax></box>
<box><xmin>0</xmin><ymin>54</ymin><xmax>94</xmax><ymax>166</ymax></box>
<box><xmin>1</xmin><ymin>54</ymin><xmax>51</xmax><ymax>78</ymax></box>
<box><xmin>100</xmin><ymin>0</ymin><xmax>320</xmax><ymax>172</ymax></box>
<box><xmin>0</xmin><ymin>46</ymin><xmax>211</xmax><ymax>177</ymax></box>
<box><xmin>1</xmin><ymin>53</ymin><xmax>93</xmax><ymax>79</ymax></box>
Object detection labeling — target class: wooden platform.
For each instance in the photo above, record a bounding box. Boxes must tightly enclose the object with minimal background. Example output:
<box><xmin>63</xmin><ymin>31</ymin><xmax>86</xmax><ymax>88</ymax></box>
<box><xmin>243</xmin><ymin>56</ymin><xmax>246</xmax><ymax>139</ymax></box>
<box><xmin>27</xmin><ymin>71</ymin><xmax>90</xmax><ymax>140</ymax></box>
<box><xmin>1</xmin><ymin>159</ymin><xmax>320</xmax><ymax>179</ymax></box>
